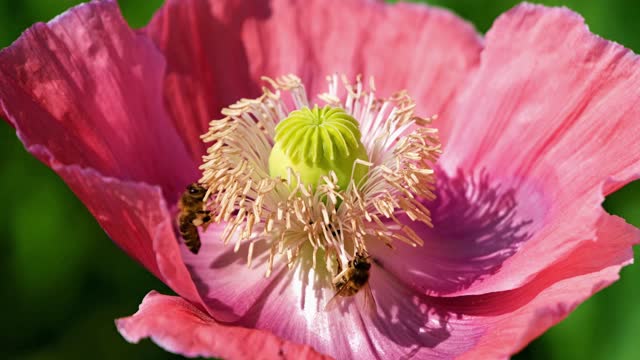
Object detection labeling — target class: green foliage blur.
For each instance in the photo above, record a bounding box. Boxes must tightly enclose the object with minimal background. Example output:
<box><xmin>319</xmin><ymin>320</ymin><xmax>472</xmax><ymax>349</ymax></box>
<box><xmin>0</xmin><ymin>0</ymin><xmax>638</xmax><ymax>359</ymax></box>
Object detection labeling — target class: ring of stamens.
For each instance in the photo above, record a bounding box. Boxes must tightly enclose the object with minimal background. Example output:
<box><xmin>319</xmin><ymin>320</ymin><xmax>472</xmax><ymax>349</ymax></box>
<box><xmin>199</xmin><ymin>74</ymin><xmax>440</xmax><ymax>277</ymax></box>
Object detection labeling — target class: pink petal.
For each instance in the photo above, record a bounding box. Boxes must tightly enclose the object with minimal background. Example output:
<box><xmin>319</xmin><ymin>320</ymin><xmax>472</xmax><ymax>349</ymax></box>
<box><xmin>437</xmin><ymin>4</ymin><xmax>640</xmax><ymax>295</ymax></box>
<box><xmin>180</xmin><ymin>225</ymin><xmax>289</xmax><ymax>322</ymax></box>
<box><xmin>185</xmin><ymin>227</ymin><xmax>484</xmax><ymax>359</ymax></box>
<box><xmin>0</xmin><ymin>0</ymin><xmax>196</xmax><ymax>200</ymax></box>
<box><xmin>359</xmin><ymin>264</ymin><xmax>486</xmax><ymax>359</ymax></box>
<box><xmin>184</xmin><ymin>212</ymin><xmax>638</xmax><ymax>359</ymax></box>
<box><xmin>0</xmin><ymin>0</ymin><xmax>204</xmax><ymax>306</ymax></box>
<box><xmin>143</xmin><ymin>0</ymin><xmax>482</xmax><ymax>159</ymax></box>
<box><xmin>143</xmin><ymin>0</ymin><xmax>264</xmax><ymax>161</ymax></box>
<box><xmin>369</xmin><ymin>169</ymin><xmax>534</xmax><ymax>296</ymax></box>
<box><xmin>454</xmin><ymin>214</ymin><xmax>640</xmax><ymax>358</ymax></box>
<box><xmin>116</xmin><ymin>291</ymin><xmax>330</xmax><ymax>360</ymax></box>
<box><xmin>34</xmin><ymin>145</ymin><xmax>204</xmax><ymax>309</ymax></box>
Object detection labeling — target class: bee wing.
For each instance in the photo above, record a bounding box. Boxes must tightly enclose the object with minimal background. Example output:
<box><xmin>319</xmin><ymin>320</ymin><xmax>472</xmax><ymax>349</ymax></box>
<box><xmin>359</xmin><ymin>282</ymin><xmax>377</xmax><ymax>317</ymax></box>
<box><xmin>324</xmin><ymin>282</ymin><xmax>352</xmax><ymax>312</ymax></box>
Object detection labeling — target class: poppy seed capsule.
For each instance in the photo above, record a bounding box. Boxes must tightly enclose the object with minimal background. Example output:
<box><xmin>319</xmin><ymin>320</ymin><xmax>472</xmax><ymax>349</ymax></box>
<box><xmin>269</xmin><ymin>105</ymin><xmax>369</xmax><ymax>190</ymax></box>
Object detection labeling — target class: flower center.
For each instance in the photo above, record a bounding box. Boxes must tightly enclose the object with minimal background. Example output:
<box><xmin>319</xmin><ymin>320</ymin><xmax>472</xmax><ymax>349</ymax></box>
<box><xmin>268</xmin><ymin>105</ymin><xmax>369</xmax><ymax>190</ymax></box>
<box><xmin>198</xmin><ymin>74</ymin><xmax>440</xmax><ymax>278</ymax></box>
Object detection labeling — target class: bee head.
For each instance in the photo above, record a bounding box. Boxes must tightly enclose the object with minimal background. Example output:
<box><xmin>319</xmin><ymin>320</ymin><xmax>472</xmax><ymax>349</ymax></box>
<box><xmin>353</xmin><ymin>255</ymin><xmax>371</xmax><ymax>270</ymax></box>
<box><xmin>187</xmin><ymin>183</ymin><xmax>206</xmax><ymax>197</ymax></box>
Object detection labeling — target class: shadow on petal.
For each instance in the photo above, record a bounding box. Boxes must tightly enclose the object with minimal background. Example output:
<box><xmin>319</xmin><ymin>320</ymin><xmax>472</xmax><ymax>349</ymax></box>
<box><xmin>370</xmin><ymin>262</ymin><xmax>452</xmax><ymax>350</ymax></box>
<box><xmin>372</xmin><ymin>168</ymin><xmax>537</xmax><ymax>296</ymax></box>
<box><xmin>352</xmin><ymin>259</ymin><xmax>490</xmax><ymax>359</ymax></box>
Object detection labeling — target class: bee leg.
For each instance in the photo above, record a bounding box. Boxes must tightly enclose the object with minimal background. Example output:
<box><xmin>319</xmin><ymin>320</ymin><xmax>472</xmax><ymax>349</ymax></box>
<box><xmin>331</xmin><ymin>257</ymin><xmax>345</xmax><ymax>287</ymax></box>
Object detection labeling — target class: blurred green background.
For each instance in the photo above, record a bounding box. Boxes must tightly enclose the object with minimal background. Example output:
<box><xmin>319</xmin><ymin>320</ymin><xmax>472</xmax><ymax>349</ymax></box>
<box><xmin>0</xmin><ymin>0</ymin><xmax>638</xmax><ymax>359</ymax></box>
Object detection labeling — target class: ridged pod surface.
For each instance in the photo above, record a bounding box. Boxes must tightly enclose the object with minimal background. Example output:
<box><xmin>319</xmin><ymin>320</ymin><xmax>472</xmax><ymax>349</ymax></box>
<box><xmin>269</xmin><ymin>105</ymin><xmax>369</xmax><ymax>189</ymax></box>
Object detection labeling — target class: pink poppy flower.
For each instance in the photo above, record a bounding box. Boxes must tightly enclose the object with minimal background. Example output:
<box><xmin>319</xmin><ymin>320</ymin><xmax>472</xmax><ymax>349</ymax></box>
<box><xmin>2</xmin><ymin>0</ymin><xmax>639</xmax><ymax>359</ymax></box>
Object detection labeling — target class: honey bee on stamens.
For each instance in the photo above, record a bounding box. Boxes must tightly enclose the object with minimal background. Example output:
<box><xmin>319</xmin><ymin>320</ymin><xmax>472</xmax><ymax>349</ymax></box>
<box><xmin>177</xmin><ymin>183</ymin><xmax>212</xmax><ymax>254</ymax></box>
<box><xmin>325</xmin><ymin>251</ymin><xmax>377</xmax><ymax>315</ymax></box>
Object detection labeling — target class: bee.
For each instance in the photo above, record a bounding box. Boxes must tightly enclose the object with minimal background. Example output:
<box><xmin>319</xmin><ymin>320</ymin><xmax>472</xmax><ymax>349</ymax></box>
<box><xmin>325</xmin><ymin>251</ymin><xmax>377</xmax><ymax>315</ymax></box>
<box><xmin>177</xmin><ymin>183</ymin><xmax>212</xmax><ymax>254</ymax></box>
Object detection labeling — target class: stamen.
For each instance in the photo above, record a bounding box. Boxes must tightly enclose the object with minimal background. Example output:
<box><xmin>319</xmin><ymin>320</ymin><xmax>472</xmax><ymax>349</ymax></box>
<box><xmin>199</xmin><ymin>74</ymin><xmax>440</xmax><ymax>278</ymax></box>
